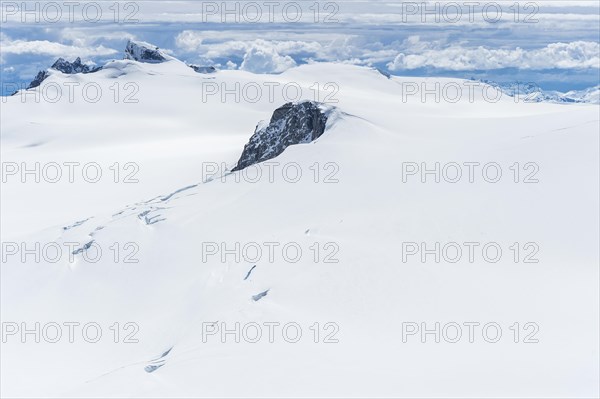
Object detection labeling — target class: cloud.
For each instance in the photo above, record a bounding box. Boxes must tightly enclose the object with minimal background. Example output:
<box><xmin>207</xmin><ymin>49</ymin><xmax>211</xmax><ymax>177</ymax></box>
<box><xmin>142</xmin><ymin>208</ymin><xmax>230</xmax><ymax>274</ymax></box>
<box><xmin>173</xmin><ymin>28</ymin><xmax>600</xmax><ymax>73</ymax></box>
<box><xmin>388</xmin><ymin>38</ymin><xmax>600</xmax><ymax>71</ymax></box>
<box><xmin>240</xmin><ymin>40</ymin><xmax>297</xmax><ymax>73</ymax></box>
<box><xmin>0</xmin><ymin>35</ymin><xmax>118</xmax><ymax>59</ymax></box>
<box><xmin>174</xmin><ymin>30</ymin><xmax>205</xmax><ymax>51</ymax></box>
<box><xmin>175</xmin><ymin>30</ymin><xmax>327</xmax><ymax>70</ymax></box>
<box><xmin>175</xmin><ymin>30</ymin><xmax>327</xmax><ymax>57</ymax></box>
<box><xmin>58</xmin><ymin>28</ymin><xmax>135</xmax><ymax>47</ymax></box>
<box><xmin>1</xmin><ymin>1</ymin><xmax>599</xmax><ymax>91</ymax></box>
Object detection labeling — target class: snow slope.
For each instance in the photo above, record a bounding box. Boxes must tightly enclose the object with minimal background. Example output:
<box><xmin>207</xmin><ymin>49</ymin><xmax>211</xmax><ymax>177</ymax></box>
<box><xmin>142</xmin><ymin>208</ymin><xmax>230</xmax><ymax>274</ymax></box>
<box><xmin>1</xmin><ymin>57</ymin><xmax>599</xmax><ymax>398</ymax></box>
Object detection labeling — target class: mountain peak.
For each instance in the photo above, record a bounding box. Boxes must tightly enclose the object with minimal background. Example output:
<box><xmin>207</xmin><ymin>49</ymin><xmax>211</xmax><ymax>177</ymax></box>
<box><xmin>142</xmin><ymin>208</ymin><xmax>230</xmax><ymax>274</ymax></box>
<box><xmin>124</xmin><ymin>40</ymin><xmax>171</xmax><ymax>63</ymax></box>
<box><xmin>18</xmin><ymin>57</ymin><xmax>100</xmax><ymax>92</ymax></box>
<box><xmin>51</xmin><ymin>57</ymin><xmax>98</xmax><ymax>74</ymax></box>
<box><xmin>25</xmin><ymin>70</ymin><xmax>50</xmax><ymax>90</ymax></box>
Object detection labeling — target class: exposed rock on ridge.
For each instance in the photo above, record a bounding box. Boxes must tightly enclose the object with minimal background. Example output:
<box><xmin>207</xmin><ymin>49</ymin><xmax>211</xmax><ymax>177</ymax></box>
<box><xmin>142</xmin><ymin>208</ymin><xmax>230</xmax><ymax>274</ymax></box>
<box><xmin>232</xmin><ymin>101</ymin><xmax>332</xmax><ymax>172</ymax></box>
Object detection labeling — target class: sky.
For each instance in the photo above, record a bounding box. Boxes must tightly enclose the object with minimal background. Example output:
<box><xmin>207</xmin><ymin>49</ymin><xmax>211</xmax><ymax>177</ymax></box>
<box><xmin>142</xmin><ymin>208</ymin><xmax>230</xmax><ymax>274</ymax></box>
<box><xmin>1</xmin><ymin>0</ymin><xmax>599</xmax><ymax>95</ymax></box>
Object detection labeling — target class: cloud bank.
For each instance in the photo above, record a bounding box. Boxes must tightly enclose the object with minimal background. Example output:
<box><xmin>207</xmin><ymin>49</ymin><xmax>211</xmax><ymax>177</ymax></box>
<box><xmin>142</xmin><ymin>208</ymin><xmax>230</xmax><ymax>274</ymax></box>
<box><xmin>388</xmin><ymin>37</ymin><xmax>600</xmax><ymax>71</ymax></box>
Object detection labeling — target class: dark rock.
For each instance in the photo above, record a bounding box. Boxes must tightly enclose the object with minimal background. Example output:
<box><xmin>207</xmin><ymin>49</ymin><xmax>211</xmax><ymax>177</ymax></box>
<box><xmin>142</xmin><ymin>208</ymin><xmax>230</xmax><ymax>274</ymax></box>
<box><xmin>21</xmin><ymin>57</ymin><xmax>100</xmax><ymax>93</ymax></box>
<box><xmin>51</xmin><ymin>57</ymin><xmax>100</xmax><ymax>74</ymax></box>
<box><xmin>124</xmin><ymin>40</ymin><xmax>169</xmax><ymax>63</ymax></box>
<box><xmin>232</xmin><ymin>101</ymin><xmax>330</xmax><ymax>172</ymax></box>
<box><xmin>26</xmin><ymin>70</ymin><xmax>50</xmax><ymax>89</ymax></box>
<box><xmin>189</xmin><ymin>64</ymin><xmax>216</xmax><ymax>74</ymax></box>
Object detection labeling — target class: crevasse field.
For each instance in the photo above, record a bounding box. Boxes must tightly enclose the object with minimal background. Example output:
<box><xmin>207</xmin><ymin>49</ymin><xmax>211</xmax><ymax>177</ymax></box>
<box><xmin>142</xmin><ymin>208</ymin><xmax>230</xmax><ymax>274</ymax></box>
<box><xmin>1</xmin><ymin>1</ymin><xmax>600</xmax><ymax>397</ymax></box>
<box><xmin>1</xmin><ymin>53</ymin><xmax>598</xmax><ymax>398</ymax></box>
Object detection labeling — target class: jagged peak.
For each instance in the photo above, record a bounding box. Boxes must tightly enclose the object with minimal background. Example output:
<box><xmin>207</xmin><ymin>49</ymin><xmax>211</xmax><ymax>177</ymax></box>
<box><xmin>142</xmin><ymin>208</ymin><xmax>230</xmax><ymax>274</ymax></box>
<box><xmin>124</xmin><ymin>40</ymin><xmax>172</xmax><ymax>63</ymax></box>
<box><xmin>50</xmin><ymin>57</ymin><xmax>98</xmax><ymax>74</ymax></box>
<box><xmin>18</xmin><ymin>57</ymin><xmax>100</xmax><ymax>93</ymax></box>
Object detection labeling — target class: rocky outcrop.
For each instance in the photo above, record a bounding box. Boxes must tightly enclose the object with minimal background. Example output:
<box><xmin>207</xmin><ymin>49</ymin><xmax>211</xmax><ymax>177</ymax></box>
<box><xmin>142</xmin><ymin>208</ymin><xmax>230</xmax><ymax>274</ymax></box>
<box><xmin>21</xmin><ymin>57</ymin><xmax>100</xmax><ymax>92</ymax></box>
<box><xmin>188</xmin><ymin>64</ymin><xmax>216</xmax><ymax>74</ymax></box>
<box><xmin>51</xmin><ymin>57</ymin><xmax>100</xmax><ymax>74</ymax></box>
<box><xmin>124</xmin><ymin>40</ymin><xmax>170</xmax><ymax>63</ymax></box>
<box><xmin>26</xmin><ymin>70</ymin><xmax>50</xmax><ymax>90</ymax></box>
<box><xmin>232</xmin><ymin>101</ymin><xmax>331</xmax><ymax>172</ymax></box>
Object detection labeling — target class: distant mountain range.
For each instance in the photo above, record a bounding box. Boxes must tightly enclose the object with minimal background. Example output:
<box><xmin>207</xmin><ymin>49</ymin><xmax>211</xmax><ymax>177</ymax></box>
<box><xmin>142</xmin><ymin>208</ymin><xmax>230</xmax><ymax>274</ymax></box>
<box><xmin>14</xmin><ymin>40</ymin><xmax>600</xmax><ymax>104</ymax></box>
<box><xmin>475</xmin><ymin>79</ymin><xmax>600</xmax><ymax>104</ymax></box>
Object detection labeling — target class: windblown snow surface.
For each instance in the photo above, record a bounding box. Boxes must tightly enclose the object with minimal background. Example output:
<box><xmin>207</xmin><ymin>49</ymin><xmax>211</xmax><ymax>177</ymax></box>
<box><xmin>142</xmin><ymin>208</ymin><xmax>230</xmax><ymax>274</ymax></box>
<box><xmin>1</xmin><ymin>58</ymin><xmax>599</xmax><ymax>398</ymax></box>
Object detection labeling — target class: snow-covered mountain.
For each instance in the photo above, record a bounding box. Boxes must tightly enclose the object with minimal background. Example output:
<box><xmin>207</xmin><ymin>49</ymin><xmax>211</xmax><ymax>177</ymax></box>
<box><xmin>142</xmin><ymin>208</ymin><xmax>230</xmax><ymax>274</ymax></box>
<box><xmin>564</xmin><ymin>85</ymin><xmax>600</xmax><ymax>104</ymax></box>
<box><xmin>20</xmin><ymin>41</ymin><xmax>216</xmax><ymax>93</ymax></box>
<box><xmin>476</xmin><ymin>79</ymin><xmax>600</xmax><ymax>104</ymax></box>
<box><xmin>51</xmin><ymin>57</ymin><xmax>101</xmax><ymax>75</ymax></box>
<box><xmin>1</xmin><ymin>43</ymin><xmax>599</xmax><ymax>398</ymax></box>
<box><xmin>21</xmin><ymin>57</ymin><xmax>101</xmax><ymax>91</ymax></box>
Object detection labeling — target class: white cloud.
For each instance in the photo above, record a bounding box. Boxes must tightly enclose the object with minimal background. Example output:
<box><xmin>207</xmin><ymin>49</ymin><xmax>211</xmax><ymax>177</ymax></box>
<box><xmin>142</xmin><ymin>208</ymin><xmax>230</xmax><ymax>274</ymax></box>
<box><xmin>5</xmin><ymin>27</ymin><xmax>595</xmax><ymax>75</ymax></box>
<box><xmin>58</xmin><ymin>28</ymin><xmax>135</xmax><ymax>47</ymax></box>
<box><xmin>175</xmin><ymin>30</ymin><xmax>328</xmax><ymax>70</ymax></box>
<box><xmin>175</xmin><ymin>30</ymin><xmax>327</xmax><ymax>58</ymax></box>
<box><xmin>388</xmin><ymin>38</ymin><xmax>600</xmax><ymax>71</ymax></box>
<box><xmin>0</xmin><ymin>36</ymin><xmax>118</xmax><ymax>59</ymax></box>
<box><xmin>174</xmin><ymin>29</ymin><xmax>600</xmax><ymax>73</ymax></box>
<box><xmin>175</xmin><ymin>30</ymin><xmax>205</xmax><ymax>52</ymax></box>
<box><xmin>240</xmin><ymin>40</ymin><xmax>297</xmax><ymax>73</ymax></box>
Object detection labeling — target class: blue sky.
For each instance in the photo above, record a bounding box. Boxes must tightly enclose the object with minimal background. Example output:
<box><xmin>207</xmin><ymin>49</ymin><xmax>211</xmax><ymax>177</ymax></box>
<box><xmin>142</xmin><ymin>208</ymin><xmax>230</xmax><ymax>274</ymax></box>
<box><xmin>1</xmin><ymin>1</ymin><xmax>599</xmax><ymax>95</ymax></box>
